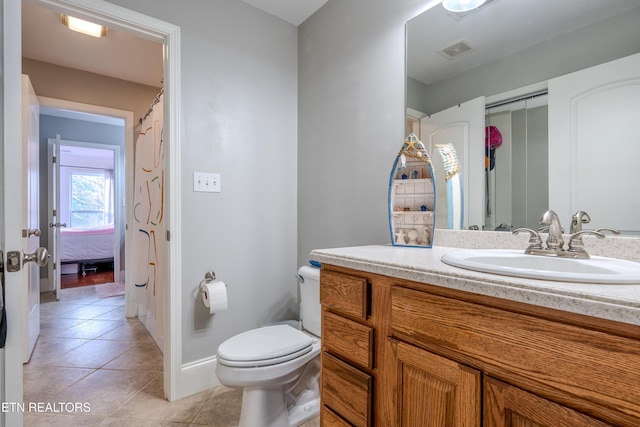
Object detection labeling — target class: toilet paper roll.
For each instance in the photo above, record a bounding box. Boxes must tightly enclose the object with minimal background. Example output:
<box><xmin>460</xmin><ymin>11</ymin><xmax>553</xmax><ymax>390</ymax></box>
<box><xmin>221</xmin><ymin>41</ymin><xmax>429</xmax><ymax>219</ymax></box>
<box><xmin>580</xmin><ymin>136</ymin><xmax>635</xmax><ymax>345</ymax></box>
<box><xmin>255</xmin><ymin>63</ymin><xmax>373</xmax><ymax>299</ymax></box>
<box><xmin>201</xmin><ymin>281</ymin><xmax>228</xmax><ymax>314</ymax></box>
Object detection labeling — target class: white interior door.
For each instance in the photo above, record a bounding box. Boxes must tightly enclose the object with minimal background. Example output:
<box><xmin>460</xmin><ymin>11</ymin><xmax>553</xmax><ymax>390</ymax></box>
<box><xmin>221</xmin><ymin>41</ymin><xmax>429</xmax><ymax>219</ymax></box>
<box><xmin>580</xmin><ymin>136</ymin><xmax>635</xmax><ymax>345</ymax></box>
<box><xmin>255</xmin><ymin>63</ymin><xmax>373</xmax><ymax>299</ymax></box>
<box><xmin>549</xmin><ymin>52</ymin><xmax>640</xmax><ymax>233</ymax></box>
<box><xmin>22</xmin><ymin>75</ymin><xmax>41</xmax><ymax>363</ymax></box>
<box><xmin>2</xmin><ymin>0</ymin><xmax>25</xmax><ymax>424</ymax></box>
<box><xmin>47</xmin><ymin>137</ymin><xmax>62</xmax><ymax>300</ymax></box>
<box><xmin>420</xmin><ymin>97</ymin><xmax>486</xmax><ymax>229</ymax></box>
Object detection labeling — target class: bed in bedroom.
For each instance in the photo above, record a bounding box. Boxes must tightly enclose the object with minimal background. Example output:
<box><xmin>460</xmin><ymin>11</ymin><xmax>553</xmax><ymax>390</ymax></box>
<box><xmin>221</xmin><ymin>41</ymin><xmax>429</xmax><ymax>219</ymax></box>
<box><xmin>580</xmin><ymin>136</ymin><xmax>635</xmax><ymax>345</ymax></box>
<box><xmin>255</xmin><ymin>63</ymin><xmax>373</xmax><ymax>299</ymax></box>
<box><xmin>60</xmin><ymin>225</ymin><xmax>115</xmax><ymax>275</ymax></box>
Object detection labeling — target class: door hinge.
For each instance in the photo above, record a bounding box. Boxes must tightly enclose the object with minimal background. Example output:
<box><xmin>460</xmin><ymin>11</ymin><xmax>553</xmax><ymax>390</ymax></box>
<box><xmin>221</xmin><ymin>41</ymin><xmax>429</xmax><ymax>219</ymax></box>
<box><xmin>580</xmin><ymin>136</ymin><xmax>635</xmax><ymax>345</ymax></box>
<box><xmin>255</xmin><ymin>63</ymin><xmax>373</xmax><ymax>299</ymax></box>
<box><xmin>52</xmin><ymin>209</ymin><xmax>57</xmax><ymax>217</ymax></box>
<box><xmin>52</xmin><ymin>156</ymin><xmax>57</xmax><ymax>164</ymax></box>
<box><xmin>53</xmin><ymin>262</ymin><xmax>57</xmax><ymax>271</ymax></box>
<box><xmin>166</xmin><ymin>230</ymin><xmax>171</xmax><ymax>241</ymax></box>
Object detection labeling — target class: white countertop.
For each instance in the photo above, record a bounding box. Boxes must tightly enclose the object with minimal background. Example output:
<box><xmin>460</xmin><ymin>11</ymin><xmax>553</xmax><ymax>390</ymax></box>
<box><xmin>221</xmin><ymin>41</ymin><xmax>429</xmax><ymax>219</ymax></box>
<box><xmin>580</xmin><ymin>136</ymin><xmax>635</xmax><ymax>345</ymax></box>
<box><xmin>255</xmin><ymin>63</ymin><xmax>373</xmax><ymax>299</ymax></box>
<box><xmin>310</xmin><ymin>244</ymin><xmax>640</xmax><ymax>327</ymax></box>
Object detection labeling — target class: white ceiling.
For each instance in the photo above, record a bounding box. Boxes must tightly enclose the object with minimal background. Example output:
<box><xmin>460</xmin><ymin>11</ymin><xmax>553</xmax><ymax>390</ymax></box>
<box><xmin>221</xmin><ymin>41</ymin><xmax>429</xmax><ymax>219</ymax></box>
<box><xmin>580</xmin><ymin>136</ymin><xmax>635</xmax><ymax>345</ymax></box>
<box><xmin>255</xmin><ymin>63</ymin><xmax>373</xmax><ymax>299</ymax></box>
<box><xmin>240</xmin><ymin>0</ymin><xmax>328</xmax><ymax>26</ymax></box>
<box><xmin>22</xmin><ymin>1</ymin><xmax>164</xmax><ymax>87</ymax></box>
<box><xmin>21</xmin><ymin>0</ymin><xmax>326</xmax><ymax>89</ymax></box>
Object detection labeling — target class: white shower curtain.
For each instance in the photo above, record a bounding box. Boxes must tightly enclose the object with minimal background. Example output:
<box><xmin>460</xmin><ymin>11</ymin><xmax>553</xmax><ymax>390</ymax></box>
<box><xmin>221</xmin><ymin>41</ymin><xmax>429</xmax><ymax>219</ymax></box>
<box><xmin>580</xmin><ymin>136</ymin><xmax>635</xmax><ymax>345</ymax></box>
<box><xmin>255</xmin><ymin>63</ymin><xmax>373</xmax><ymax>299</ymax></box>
<box><xmin>132</xmin><ymin>93</ymin><xmax>165</xmax><ymax>349</ymax></box>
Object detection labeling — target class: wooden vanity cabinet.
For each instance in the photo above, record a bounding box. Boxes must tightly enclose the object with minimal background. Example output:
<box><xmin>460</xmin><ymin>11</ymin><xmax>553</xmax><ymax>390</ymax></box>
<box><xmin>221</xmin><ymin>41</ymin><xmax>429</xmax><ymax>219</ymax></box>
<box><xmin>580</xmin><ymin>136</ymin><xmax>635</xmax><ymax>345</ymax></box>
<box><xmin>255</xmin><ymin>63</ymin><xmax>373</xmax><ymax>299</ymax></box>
<box><xmin>319</xmin><ymin>264</ymin><xmax>640</xmax><ymax>427</ymax></box>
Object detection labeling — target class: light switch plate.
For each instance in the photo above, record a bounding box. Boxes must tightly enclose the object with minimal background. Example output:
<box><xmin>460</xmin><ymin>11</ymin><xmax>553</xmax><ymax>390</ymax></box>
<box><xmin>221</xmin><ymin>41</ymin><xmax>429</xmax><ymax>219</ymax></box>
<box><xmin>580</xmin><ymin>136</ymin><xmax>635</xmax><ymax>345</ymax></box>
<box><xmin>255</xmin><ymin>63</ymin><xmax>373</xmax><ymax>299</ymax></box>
<box><xmin>194</xmin><ymin>172</ymin><xmax>221</xmax><ymax>193</ymax></box>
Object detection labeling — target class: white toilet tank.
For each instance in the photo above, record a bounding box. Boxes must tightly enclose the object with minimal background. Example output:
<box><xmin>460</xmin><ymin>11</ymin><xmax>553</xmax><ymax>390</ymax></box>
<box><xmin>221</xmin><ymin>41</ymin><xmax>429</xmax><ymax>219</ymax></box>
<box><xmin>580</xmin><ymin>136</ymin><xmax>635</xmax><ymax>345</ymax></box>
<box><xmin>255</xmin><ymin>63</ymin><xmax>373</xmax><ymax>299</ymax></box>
<box><xmin>298</xmin><ymin>265</ymin><xmax>321</xmax><ymax>337</ymax></box>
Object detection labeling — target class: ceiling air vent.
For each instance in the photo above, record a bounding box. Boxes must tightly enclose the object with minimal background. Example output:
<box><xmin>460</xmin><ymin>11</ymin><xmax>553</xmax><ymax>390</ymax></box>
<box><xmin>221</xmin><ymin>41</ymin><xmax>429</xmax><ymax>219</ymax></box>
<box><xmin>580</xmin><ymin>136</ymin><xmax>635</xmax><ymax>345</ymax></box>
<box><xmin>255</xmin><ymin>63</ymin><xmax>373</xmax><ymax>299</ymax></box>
<box><xmin>439</xmin><ymin>40</ymin><xmax>474</xmax><ymax>59</ymax></box>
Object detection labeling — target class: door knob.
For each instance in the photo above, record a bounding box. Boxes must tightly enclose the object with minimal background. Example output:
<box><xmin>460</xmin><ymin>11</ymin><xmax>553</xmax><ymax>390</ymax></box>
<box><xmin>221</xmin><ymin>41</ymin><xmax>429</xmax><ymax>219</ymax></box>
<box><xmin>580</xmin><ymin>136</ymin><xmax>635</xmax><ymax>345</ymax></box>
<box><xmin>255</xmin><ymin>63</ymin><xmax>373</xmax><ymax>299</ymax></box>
<box><xmin>22</xmin><ymin>228</ymin><xmax>41</xmax><ymax>237</ymax></box>
<box><xmin>23</xmin><ymin>247</ymin><xmax>49</xmax><ymax>267</ymax></box>
<box><xmin>49</xmin><ymin>222</ymin><xmax>67</xmax><ymax>228</ymax></box>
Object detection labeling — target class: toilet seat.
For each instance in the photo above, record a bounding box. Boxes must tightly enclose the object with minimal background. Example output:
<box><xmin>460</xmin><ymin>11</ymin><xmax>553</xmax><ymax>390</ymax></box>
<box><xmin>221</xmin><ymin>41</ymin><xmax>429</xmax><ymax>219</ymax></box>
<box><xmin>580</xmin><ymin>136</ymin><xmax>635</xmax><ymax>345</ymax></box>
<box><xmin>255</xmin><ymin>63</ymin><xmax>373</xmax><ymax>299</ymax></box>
<box><xmin>217</xmin><ymin>325</ymin><xmax>315</xmax><ymax>368</ymax></box>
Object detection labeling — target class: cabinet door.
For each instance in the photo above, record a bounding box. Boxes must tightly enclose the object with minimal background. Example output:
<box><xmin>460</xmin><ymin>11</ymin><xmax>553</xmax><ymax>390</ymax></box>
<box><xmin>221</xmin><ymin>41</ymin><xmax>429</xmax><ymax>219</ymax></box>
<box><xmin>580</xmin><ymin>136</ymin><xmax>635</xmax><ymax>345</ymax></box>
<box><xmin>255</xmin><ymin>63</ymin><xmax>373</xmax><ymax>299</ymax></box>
<box><xmin>484</xmin><ymin>377</ymin><xmax>614</xmax><ymax>427</ymax></box>
<box><xmin>395</xmin><ymin>340</ymin><xmax>481</xmax><ymax>427</ymax></box>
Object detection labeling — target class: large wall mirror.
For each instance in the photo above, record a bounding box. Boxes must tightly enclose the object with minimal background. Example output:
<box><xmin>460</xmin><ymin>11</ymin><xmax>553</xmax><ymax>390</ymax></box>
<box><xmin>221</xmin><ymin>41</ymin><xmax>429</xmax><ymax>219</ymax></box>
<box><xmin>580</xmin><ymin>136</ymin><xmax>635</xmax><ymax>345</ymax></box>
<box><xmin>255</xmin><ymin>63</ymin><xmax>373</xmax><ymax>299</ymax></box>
<box><xmin>407</xmin><ymin>0</ymin><xmax>640</xmax><ymax>235</ymax></box>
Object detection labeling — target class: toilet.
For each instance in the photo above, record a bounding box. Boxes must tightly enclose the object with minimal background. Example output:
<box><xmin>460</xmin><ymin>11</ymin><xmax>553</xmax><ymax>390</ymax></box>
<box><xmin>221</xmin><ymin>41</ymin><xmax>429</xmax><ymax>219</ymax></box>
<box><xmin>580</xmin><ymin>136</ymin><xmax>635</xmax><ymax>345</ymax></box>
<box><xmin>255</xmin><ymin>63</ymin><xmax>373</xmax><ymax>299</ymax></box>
<box><xmin>215</xmin><ymin>265</ymin><xmax>321</xmax><ymax>427</ymax></box>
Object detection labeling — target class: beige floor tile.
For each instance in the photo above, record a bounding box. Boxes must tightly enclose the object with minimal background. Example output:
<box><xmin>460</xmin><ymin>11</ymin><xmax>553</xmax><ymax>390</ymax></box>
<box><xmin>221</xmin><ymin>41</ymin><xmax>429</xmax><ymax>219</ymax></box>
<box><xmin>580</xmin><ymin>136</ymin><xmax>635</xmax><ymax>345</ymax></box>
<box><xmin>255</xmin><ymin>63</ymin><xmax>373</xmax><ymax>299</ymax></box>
<box><xmin>191</xmin><ymin>387</ymin><xmax>243</xmax><ymax>426</ymax></box>
<box><xmin>55</xmin><ymin>369</ymin><xmax>160</xmax><ymax>417</ymax></box>
<box><xmin>90</xmin><ymin>294</ymin><xmax>126</xmax><ymax>306</ymax></box>
<box><xmin>27</xmin><ymin>336</ymin><xmax>90</xmax><ymax>365</ymax></box>
<box><xmin>23</xmin><ymin>364</ymin><xmax>95</xmax><ymax>402</ymax></box>
<box><xmin>110</xmin><ymin>375</ymin><xmax>215</xmax><ymax>423</ymax></box>
<box><xmin>24</xmin><ymin>412</ymin><xmax>105</xmax><ymax>426</ymax></box>
<box><xmin>53</xmin><ymin>318</ymin><xmax>125</xmax><ymax>340</ymax></box>
<box><xmin>301</xmin><ymin>417</ymin><xmax>320</xmax><ymax>427</ymax></box>
<box><xmin>39</xmin><ymin>317</ymin><xmax>87</xmax><ymax>337</ymax></box>
<box><xmin>101</xmin><ymin>418</ymin><xmax>190</xmax><ymax>426</ymax></box>
<box><xmin>40</xmin><ymin>301</ymin><xmax>87</xmax><ymax>318</ymax></box>
<box><xmin>98</xmin><ymin>319</ymin><xmax>155</xmax><ymax>341</ymax></box>
<box><xmin>59</xmin><ymin>290</ymin><xmax>102</xmax><ymax>305</ymax></box>
<box><xmin>93</xmin><ymin>305</ymin><xmax>126</xmax><ymax>320</ymax></box>
<box><xmin>57</xmin><ymin>304</ymin><xmax>124</xmax><ymax>321</ymax></box>
<box><xmin>101</xmin><ymin>339</ymin><xmax>163</xmax><ymax>372</ymax></box>
<box><xmin>46</xmin><ymin>338</ymin><xmax>136</xmax><ymax>369</ymax></box>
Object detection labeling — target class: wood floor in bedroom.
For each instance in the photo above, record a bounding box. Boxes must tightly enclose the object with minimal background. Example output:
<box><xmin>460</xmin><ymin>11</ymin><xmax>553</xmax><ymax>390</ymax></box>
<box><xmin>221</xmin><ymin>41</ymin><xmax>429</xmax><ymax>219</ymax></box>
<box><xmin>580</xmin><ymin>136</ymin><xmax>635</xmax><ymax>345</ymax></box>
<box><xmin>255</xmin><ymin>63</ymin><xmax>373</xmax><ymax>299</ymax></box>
<box><xmin>61</xmin><ymin>269</ymin><xmax>115</xmax><ymax>289</ymax></box>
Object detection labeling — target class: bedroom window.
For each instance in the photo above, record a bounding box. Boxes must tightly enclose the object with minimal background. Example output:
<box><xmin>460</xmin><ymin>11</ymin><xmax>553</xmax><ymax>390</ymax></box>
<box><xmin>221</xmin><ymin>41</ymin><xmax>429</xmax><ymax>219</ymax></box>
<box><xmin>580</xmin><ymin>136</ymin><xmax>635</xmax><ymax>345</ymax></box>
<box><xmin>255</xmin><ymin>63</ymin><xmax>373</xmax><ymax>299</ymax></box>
<box><xmin>69</xmin><ymin>169</ymin><xmax>114</xmax><ymax>228</ymax></box>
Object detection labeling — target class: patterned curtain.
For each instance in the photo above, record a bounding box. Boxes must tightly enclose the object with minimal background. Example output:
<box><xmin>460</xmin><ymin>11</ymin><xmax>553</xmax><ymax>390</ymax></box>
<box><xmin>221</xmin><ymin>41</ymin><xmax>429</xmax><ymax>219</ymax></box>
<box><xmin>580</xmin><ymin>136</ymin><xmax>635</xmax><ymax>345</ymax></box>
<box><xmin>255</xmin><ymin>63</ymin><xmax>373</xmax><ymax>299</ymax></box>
<box><xmin>132</xmin><ymin>93</ymin><xmax>164</xmax><ymax>346</ymax></box>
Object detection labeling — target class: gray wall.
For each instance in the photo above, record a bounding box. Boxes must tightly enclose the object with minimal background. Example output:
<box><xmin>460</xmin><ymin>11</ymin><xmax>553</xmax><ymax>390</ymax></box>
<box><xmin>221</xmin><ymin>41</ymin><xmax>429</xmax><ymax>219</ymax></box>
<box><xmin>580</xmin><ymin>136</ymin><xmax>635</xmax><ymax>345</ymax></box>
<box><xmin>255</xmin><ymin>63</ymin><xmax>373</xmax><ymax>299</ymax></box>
<box><xmin>298</xmin><ymin>0</ymin><xmax>433</xmax><ymax>266</ymax></box>
<box><xmin>23</xmin><ymin>58</ymin><xmax>161</xmax><ymax>123</ymax></box>
<box><xmin>105</xmin><ymin>0</ymin><xmax>298</xmax><ymax>363</ymax></box>
<box><xmin>38</xmin><ymin>115</ymin><xmax>125</xmax><ymax>281</ymax></box>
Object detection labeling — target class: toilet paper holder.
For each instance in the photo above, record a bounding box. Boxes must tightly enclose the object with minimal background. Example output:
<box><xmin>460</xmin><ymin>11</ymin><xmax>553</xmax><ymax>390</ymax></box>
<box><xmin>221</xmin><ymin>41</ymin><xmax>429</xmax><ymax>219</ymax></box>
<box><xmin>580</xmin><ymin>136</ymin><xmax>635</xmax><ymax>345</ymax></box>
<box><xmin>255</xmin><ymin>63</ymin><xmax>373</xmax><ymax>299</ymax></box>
<box><xmin>199</xmin><ymin>270</ymin><xmax>217</xmax><ymax>295</ymax></box>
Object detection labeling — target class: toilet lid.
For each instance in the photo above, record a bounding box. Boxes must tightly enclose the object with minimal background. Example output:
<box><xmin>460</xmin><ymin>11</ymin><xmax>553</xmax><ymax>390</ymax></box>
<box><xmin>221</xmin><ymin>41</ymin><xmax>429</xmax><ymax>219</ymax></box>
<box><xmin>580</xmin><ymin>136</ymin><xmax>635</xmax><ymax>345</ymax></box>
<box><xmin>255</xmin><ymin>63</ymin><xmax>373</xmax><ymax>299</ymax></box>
<box><xmin>217</xmin><ymin>325</ymin><xmax>315</xmax><ymax>367</ymax></box>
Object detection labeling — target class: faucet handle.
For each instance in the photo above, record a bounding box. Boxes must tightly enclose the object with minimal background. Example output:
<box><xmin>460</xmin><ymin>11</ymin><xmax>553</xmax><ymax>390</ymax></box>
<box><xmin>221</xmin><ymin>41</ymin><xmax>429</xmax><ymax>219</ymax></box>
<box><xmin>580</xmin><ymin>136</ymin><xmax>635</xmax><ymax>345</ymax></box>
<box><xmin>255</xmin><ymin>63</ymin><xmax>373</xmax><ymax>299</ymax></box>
<box><xmin>513</xmin><ymin>228</ymin><xmax>543</xmax><ymax>250</ymax></box>
<box><xmin>595</xmin><ymin>228</ymin><xmax>620</xmax><ymax>235</ymax></box>
<box><xmin>567</xmin><ymin>230</ymin><xmax>605</xmax><ymax>255</ymax></box>
<box><xmin>570</xmin><ymin>210</ymin><xmax>591</xmax><ymax>233</ymax></box>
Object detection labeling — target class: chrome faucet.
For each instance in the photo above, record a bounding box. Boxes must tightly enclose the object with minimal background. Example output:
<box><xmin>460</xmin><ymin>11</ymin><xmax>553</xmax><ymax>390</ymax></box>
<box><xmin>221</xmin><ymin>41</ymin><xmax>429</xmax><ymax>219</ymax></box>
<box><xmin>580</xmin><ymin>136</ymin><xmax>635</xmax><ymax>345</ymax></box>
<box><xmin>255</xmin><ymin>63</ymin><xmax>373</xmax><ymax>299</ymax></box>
<box><xmin>514</xmin><ymin>210</ymin><xmax>620</xmax><ymax>259</ymax></box>
<box><xmin>570</xmin><ymin>211</ymin><xmax>591</xmax><ymax>234</ymax></box>
<box><xmin>539</xmin><ymin>210</ymin><xmax>564</xmax><ymax>251</ymax></box>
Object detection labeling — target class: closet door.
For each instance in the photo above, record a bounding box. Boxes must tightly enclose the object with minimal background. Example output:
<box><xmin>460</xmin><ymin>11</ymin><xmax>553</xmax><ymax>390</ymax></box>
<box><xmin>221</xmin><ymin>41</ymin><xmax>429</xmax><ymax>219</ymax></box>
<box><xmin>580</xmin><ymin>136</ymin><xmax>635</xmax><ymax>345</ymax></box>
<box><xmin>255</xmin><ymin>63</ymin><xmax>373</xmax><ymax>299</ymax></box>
<box><xmin>548</xmin><ymin>52</ymin><xmax>640</xmax><ymax>232</ymax></box>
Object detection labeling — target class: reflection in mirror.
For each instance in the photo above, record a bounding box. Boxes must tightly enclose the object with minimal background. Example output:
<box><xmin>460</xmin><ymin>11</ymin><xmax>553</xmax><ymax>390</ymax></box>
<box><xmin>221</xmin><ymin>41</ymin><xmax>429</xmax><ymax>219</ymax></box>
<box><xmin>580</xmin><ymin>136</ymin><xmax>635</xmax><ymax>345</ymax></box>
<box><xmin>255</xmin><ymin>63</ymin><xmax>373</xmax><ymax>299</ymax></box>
<box><xmin>484</xmin><ymin>92</ymin><xmax>548</xmax><ymax>232</ymax></box>
<box><xmin>432</xmin><ymin>143</ymin><xmax>463</xmax><ymax>230</ymax></box>
<box><xmin>406</xmin><ymin>0</ymin><xmax>640</xmax><ymax>233</ymax></box>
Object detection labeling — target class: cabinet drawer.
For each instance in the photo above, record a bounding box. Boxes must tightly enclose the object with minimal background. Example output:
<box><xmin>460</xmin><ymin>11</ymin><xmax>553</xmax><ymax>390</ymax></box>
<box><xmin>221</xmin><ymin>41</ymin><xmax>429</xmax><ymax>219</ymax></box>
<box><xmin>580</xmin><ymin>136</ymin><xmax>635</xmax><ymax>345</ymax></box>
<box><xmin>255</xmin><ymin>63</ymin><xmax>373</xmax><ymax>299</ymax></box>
<box><xmin>322</xmin><ymin>352</ymin><xmax>372</xmax><ymax>427</ymax></box>
<box><xmin>323</xmin><ymin>311</ymin><xmax>373</xmax><ymax>370</ymax></box>
<box><xmin>321</xmin><ymin>270</ymin><xmax>368</xmax><ymax>320</ymax></box>
<box><xmin>322</xmin><ymin>405</ymin><xmax>353</xmax><ymax>427</ymax></box>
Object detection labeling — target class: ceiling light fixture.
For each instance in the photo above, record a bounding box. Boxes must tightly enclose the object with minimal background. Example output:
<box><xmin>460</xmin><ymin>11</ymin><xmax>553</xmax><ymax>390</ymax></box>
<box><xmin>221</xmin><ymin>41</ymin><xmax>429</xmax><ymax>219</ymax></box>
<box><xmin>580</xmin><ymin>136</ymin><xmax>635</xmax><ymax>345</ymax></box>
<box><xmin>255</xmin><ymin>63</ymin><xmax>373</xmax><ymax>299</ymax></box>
<box><xmin>61</xmin><ymin>15</ymin><xmax>107</xmax><ymax>38</ymax></box>
<box><xmin>441</xmin><ymin>0</ymin><xmax>487</xmax><ymax>13</ymax></box>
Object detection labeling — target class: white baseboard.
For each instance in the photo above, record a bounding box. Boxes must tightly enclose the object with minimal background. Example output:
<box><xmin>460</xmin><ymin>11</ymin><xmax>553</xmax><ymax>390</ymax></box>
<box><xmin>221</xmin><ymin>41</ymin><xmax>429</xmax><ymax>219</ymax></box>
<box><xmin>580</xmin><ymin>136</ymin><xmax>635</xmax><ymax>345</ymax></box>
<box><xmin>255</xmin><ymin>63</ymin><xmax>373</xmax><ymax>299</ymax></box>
<box><xmin>178</xmin><ymin>356</ymin><xmax>221</xmax><ymax>399</ymax></box>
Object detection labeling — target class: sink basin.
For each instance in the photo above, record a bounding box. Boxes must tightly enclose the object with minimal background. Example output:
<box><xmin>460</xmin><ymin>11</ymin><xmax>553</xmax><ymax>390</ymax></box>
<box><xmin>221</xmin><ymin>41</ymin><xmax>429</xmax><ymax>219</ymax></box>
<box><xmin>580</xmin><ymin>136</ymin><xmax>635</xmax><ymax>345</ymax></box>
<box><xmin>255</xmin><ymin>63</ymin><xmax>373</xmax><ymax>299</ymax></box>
<box><xmin>441</xmin><ymin>249</ymin><xmax>640</xmax><ymax>284</ymax></box>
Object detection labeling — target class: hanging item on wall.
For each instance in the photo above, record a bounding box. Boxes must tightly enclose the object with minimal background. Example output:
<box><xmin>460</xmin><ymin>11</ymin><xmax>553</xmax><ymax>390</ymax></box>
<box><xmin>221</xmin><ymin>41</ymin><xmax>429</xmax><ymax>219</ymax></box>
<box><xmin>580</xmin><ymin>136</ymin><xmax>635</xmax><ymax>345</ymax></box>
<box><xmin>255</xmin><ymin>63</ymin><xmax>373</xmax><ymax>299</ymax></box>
<box><xmin>484</xmin><ymin>125</ymin><xmax>502</xmax><ymax>171</ymax></box>
<box><xmin>388</xmin><ymin>133</ymin><xmax>436</xmax><ymax>247</ymax></box>
<box><xmin>485</xmin><ymin>125</ymin><xmax>502</xmax><ymax>220</ymax></box>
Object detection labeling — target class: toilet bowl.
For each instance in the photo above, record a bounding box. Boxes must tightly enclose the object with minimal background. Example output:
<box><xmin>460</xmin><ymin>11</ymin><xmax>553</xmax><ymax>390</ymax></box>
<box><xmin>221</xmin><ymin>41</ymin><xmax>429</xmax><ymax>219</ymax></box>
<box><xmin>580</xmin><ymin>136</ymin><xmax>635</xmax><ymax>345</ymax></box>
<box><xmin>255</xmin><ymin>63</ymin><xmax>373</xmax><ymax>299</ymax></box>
<box><xmin>215</xmin><ymin>266</ymin><xmax>321</xmax><ymax>427</ymax></box>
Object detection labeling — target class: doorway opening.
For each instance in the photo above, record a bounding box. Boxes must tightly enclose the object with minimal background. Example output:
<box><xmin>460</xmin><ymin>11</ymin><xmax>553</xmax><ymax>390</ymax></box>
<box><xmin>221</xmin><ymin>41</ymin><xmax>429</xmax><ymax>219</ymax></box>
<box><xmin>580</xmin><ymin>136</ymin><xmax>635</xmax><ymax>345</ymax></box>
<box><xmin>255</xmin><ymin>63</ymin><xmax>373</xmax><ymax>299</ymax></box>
<box><xmin>20</xmin><ymin>0</ymin><xmax>182</xmax><ymax>402</ymax></box>
<box><xmin>56</xmin><ymin>142</ymin><xmax>119</xmax><ymax>289</ymax></box>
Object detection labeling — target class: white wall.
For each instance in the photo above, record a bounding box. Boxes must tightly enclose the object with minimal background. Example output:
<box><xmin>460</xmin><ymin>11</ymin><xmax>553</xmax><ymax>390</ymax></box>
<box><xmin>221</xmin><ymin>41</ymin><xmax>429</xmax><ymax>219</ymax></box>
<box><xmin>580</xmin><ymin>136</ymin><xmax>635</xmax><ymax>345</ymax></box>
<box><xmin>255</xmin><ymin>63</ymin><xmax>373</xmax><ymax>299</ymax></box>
<box><xmin>297</xmin><ymin>0</ymin><xmax>439</xmax><ymax>265</ymax></box>
<box><xmin>105</xmin><ymin>0</ymin><xmax>299</xmax><ymax>364</ymax></box>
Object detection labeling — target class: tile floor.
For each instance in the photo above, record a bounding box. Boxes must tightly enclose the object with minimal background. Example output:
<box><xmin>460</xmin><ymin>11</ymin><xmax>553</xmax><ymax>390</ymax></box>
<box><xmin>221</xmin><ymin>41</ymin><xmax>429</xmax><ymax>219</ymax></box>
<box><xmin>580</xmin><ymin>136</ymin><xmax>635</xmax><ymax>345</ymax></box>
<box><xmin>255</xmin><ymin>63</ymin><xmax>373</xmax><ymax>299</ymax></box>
<box><xmin>24</xmin><ymin>285</ymin><xmax>320</xmax><ymax>427</ymax></box>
